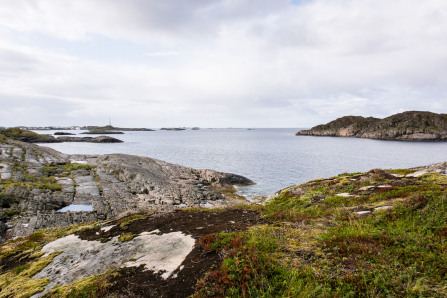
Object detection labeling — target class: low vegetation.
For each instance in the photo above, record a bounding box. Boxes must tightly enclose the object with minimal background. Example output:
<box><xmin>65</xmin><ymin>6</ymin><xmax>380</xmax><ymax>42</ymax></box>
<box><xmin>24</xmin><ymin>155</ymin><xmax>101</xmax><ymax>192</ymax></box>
<box><xmin>0</xmin><ymin>128</ymin><xmax>56</xmax><ymax>143</ymax></box>
<box><xmin>0</xmin><ymin>223</ymin><xmax>99</xmax><ymax>297</ymax></box>
<box><xmin>0</xmin><ymin>166</ymin><xmax>446</xmax><ymax>297</ymax></box>
<box><xmin>195</xmin><ymin>168</ymin><xmax>447</xmax><ymax>297</ymax></box>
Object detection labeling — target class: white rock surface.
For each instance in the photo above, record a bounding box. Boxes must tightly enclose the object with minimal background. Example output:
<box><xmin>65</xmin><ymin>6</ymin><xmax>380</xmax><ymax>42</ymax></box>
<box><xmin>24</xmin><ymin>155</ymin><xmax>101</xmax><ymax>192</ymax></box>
<box><xmin>390</xmin><ymin>173</ymin><xmax>405</xmax><ymax>178</ymax></box>
<box><xmin>359</xmin><ymin>186</ymin><xmax>375</xmax><ymax>191</ymax></box>
<box><xmin>374</xmin><ymin>205</ymin><xmax>393</xmax><ymax>211</ymax></box>
<box><xmin>100</xmin><ymin>225</ymin><xmax>116</xmax><ymax>232</ymax></box>
<box><xmin>122</xmin><ymin>231</ymin><xmax>195</xmax><ymax>279</ymax></box>
<box><xmin>353</xmin><ymin>211</ymin><xmax>371</xmax><ymax>215</ymax></box>
<box><xmin>406</xmin><ymin>170</ymin><xmax>429</xmax><ymax>177</ymax></box>
<box><xmin>336</xmin><ymin>193</ymin><xmax>355</xmax><ymax>197</ymax></box>
<box><xmin>33</xmin><ymin>231</ymin><xmax>195</xmax><ymax>295</ymax></box>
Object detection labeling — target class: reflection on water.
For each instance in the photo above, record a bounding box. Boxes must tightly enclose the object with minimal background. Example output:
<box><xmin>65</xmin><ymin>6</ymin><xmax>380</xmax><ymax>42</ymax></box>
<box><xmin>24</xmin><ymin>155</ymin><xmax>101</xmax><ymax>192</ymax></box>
<box><xmin>58</xmin><ymin>204</ymin><xmax>94</xmax><ymax>212</ymax></box>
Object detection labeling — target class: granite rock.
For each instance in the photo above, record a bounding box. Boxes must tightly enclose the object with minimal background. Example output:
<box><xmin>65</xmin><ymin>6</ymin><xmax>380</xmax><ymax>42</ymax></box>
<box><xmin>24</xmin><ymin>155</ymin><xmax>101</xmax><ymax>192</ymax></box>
<box><xmin>0</xmin><ymin>139</ymin><xmax>253</xmax><ymax>241</ymax></box>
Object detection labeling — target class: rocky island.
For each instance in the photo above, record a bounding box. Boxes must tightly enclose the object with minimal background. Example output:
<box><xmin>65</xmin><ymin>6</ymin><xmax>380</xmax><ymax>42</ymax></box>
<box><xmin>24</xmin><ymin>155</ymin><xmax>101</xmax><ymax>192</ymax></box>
<box><xmin>0</xmin><ymin>128</ymin><xmax>123</xmax><ymax>143</ymax></box>
<box><xmin>82</xmin><ymin>125</ymin><xmax>155</xmax><ymax>134</ymax></box>
<box><xmin>296</xmin><ymin>111</ymin><xmax>447</xmax><ymax>141</ymax></box>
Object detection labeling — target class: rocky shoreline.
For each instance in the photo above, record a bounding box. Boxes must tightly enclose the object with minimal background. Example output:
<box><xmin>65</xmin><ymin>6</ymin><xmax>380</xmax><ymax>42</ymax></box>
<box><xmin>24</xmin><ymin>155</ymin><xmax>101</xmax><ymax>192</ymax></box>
<box><xmin>0</xmin><ymin>139</ymin><xmax>253</xmax><ymax>242</ymax></box>
<box><xmin>296</xmin><ymin>111</ymin><xmax>447</xmax><ymax>141</ymax></box>
<box><xmin>1</xmin><ymin>136</ymin><xmax>446</xmax><ymax>296</ymax></box>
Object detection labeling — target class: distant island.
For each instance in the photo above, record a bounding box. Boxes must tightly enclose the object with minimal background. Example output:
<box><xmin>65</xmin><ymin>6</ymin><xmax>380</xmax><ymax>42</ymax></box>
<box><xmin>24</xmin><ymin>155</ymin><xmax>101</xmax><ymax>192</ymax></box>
<box><xmin>160</xmin><ymin>127</ymin><xmax>186</xmax><ymax>131</ymax></box>
<box><xmin>14</xmin><ymin>125</ymin><xmax>155</xmax><ymax>132</ymax></box>
<box><xmin>0</xmin><ymin>128</ymin><xmax>123</xmax><ymax>143</ymax></box>
<box><xmin>82</xmin><ymin>125</ymin><xmax>155</xmax><ymax>134</ymax></box>
<box><xmin>296</xmin><ymin>111</ymin><xmax>447</xmax><ymax>141</ymax></box>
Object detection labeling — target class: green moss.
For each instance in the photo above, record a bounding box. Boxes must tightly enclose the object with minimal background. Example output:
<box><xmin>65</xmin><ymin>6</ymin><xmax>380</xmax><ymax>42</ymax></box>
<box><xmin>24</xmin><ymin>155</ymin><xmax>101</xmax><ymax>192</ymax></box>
<box><xmin>388</xmin><ymin>168</ymin><xmax>416</xmax><ymax>175</ymax></box>
<box><xmin>1</xmin><ymin>172</ymin><xmax>65</xmax><ymax>193</ymax></box>
<box><xmin>42</xmin><ymin>165</ymin><xmax>59</xmax><ymax>176</ymax></box>
<box><xmin>118</xmin><ymin>233</ymin><xmax>137</xmax><ymax>242</ymax></box>
<box><xmin>0</xmin><ymin>223</ymin><xmax>98</xmax><ymax>260</ymax></box>
<box><xmin>63</xmin><ymin>163</ymin><xmax>93</xmax><ymax>173</ymax></box>
<box><xmin>41</xmin><ymin>163</ymin><xmax>94</xmax><ymax>178</ymax></box>
<box><xmin>0</xmin><ymin>251</ymin><xmax>61</xmax><ymax>298</ymax></box>
<box><xmin>118</xmin><ymin>213</ymin><xmax>152</xmax><ymax>228</ymax></box>
<box><xmin>43</xmin><ymin>269</ymin><xmax>119</xmax><ymax>297</ymax></box>
<box><xmin>0</xmin><ymin>128</ymin><xmax>56</xmax><ymax>143</ymax></box>
<box><xmin>43</xmin><ymin>183</ymin><xmax>62</xmax><ymax>191</ymax></box>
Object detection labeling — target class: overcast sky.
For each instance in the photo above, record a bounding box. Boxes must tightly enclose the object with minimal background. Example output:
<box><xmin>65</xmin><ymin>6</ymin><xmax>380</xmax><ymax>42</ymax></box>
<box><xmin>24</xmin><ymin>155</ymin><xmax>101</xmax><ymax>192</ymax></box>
<box><xmin>1</xmin><ymin>0</ymin><xmax>446</xmax><ymax>128</ymax></box>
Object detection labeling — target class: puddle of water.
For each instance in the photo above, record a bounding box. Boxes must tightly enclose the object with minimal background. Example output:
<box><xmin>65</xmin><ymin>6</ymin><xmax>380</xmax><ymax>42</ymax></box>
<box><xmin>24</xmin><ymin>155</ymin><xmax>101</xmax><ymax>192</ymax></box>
<box><xmin>57</xmin><ymin>204</ymin><xmax>94</xmax><ymax>212</ymax></box>
<box><xmin>69</xmin><ymin>160</ymin><xmax>88</xmax><ymax>164</ymax></box>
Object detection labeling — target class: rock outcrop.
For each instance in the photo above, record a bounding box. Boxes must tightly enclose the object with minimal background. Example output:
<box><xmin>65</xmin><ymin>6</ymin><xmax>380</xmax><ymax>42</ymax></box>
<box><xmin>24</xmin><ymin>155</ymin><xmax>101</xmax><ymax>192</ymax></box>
<box><xmin>296</xmin><ymin>111</ymin><xmax>447</xmax><ymax>141</ymax></box>
<box><xmin>0</xmin><ymin>139</ymin><xmax>253</xmax><ymax>241</ymax></box>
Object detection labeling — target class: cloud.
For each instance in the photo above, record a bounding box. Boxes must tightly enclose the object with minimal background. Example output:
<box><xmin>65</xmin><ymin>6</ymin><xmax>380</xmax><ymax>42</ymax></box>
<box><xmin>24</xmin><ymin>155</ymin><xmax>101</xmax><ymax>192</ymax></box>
<box><xmin>0</xmin><ymin>0</ymin><xmax>289</xmax><ymax>43</ymax></box>
<box><xmin>144</xmin><ymin>51</ymin><xmax>180</xmax><ymax>57</ymax></box>
<box><xmin>0</xmin><ymin>0</ymin><xmax>447</xmax><ymax>127</ymax></box>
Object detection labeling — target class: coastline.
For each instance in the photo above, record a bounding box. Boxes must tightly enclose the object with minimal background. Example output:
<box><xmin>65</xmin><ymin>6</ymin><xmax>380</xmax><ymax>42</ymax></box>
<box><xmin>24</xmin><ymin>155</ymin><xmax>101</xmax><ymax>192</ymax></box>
<box><xmin>1</xmin><ymin>156</ymin><xmax>446</xmax><ymax>296</ymax></box>
<box><xmin>0</xmin><ymin>139</ymin><xmax>253</xmax><ymax>242</ymax></box>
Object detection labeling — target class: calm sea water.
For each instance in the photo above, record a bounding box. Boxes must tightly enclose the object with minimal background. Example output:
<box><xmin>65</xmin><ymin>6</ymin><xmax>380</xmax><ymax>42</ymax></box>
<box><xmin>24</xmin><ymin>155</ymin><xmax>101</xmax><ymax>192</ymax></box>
<box><xmin>38</xmin><ymin>128</ymin><xmax>447</xmax><ymax>198</ymax></box>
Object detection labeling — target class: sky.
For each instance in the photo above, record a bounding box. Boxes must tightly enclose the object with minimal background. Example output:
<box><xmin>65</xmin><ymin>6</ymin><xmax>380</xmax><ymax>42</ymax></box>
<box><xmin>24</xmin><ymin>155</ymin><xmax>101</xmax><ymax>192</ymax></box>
<box><xmin>1</xmin><ymin>0</ymin><xmax>447</xmax><ymax>128</ymax></box>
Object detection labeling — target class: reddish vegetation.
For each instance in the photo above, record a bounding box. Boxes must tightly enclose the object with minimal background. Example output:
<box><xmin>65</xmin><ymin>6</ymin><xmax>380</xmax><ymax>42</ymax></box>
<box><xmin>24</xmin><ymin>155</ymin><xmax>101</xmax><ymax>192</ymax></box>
<box><xmin>73</xmin><ymin>208</ymin><xmax>262</xmax><ymax>297</ymax></box>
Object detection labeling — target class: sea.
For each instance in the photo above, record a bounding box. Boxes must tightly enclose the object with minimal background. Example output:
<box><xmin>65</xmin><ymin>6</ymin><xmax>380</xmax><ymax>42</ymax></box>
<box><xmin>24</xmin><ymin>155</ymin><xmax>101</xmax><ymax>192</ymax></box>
<box><xmin>37</xmin><ymin>128</ymin><xmax>447</xmax><ymax>199</ymax></box>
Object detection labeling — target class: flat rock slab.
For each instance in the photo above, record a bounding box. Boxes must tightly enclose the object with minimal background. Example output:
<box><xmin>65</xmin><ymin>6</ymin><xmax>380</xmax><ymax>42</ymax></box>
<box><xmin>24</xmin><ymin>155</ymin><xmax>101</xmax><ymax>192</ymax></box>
<box><xmin>0</xmin><ymin>163</ymin><xmax>12</xmax><ymax>180</ymax></box>
<box><xmin>31</xmin><ymin>209</ymin><xmax>261</xmax><ymax>297</ymax></box>
<box><xmin>55</xmin><ymin>177</ymin><xmax>75</xmax><ymax>193</ymax></box>
<box><xmin>73</xmin><ymin>175</ymin><xmax>100</xmax><ymax>197</ymax></box>
<box><xmin>34</xmin><ymin>231</ymin><xmax>195</xmax><ymax>295</ymax></box>
<box><xmin>75</xmin><ymin>185</ymin><xmax>100</xmax><ymax>197</ymax></box>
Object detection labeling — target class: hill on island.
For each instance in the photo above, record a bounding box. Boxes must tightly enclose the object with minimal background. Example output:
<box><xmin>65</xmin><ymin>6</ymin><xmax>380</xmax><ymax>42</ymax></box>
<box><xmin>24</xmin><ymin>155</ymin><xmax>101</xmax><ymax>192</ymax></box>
<box><xmin>296</xmin><ymin>111</ymin><xmax>447</xmax><ymax>141</ymax></box>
